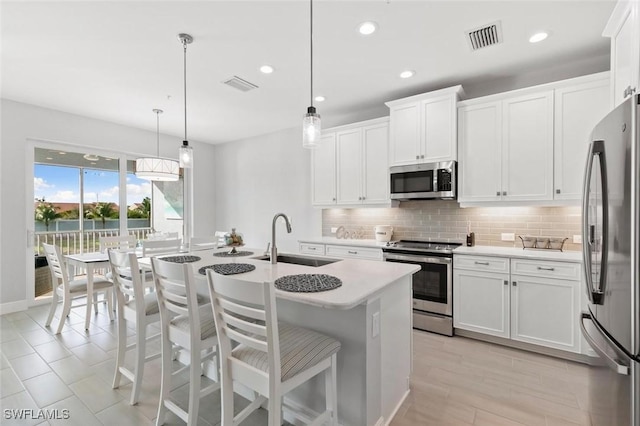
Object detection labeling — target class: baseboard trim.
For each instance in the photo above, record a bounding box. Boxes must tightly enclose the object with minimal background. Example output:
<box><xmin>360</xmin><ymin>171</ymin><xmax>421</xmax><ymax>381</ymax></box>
<box><xmin>0</xmin><ymin>300</ymin><xmax>28</xmax><ymax>315</ymax></box>
<box><xmin>384</xmin><ymin>389</ymin><xmax>410</xmax><ymax>426</ymax></box>
<box><xmin>454</xmin><ymin>329</ymin><xmax>595</xmax><ymax>364</ymax></box>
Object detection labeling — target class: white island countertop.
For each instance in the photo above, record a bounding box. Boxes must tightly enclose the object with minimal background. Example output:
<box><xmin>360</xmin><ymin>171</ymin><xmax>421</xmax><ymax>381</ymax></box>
<box><xmin>140</xmin><ymin>247</ymin><xmax>419</xmax><ymax>310</ymax></box>
<box><xmin>454</xmin><ymin>245</ymin><xmax>583</xmax><ymax>263</ymax></box>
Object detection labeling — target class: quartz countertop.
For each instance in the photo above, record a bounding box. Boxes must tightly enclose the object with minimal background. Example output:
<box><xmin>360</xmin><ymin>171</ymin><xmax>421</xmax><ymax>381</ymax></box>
<box><xmin>454</xmin><ymin>245</ymin><xmax>583</xmax><ymax>263</ymax></box>
<box><xmin>139</xmin><ymin>247</ymin><xmax>418</xmax><ymax>310</ymax></box>
<box><xmin>298</xmin><ymin>237</ymin><xmax>389</xmax><ymax>249</ymax></box>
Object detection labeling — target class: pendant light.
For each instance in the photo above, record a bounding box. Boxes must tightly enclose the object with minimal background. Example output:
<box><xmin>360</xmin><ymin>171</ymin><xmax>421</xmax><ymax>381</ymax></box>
<box><xmin>135</xmin><ymin>109</ymin><xmax>179</xmax><ymax>181</ymax></box>
<box><xmin>178</xmin><ymin>33</ymin><xmax>194</xmax><ymax>168</ymax></box>
<box><xmin>302</xmin><ymin>0</ymin><xmax>321</xmax><ymax>148</ymax></box>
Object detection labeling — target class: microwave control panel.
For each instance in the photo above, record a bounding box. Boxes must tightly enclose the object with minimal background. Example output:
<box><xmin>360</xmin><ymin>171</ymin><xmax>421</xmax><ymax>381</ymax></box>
<box><xmin>437</xmin><ymin>169</ymin><xmax>452</xmax><ymax>192</ymax></box>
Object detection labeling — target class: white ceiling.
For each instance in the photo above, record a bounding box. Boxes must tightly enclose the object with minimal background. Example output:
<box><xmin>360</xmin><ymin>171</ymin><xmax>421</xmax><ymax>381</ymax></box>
<box><xmin>1</xmin><ymin>0</ymin><xmax>616</xmax><ymax>145</ymax></box>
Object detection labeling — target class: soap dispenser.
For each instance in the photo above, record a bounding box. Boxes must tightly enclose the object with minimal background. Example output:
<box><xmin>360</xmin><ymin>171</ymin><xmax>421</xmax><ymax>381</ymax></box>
<box><xmin>466</xmin><ymin>221</ymin><xmax>475</xmax><ymax>247</ymax></box>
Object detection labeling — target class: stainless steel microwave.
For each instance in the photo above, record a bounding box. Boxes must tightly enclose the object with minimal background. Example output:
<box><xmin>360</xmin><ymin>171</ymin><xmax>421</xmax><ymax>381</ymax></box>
<box><xmin>389</xmin><ymin>161</ymin><xmax>457</xmax><ymax>200</ymax></box>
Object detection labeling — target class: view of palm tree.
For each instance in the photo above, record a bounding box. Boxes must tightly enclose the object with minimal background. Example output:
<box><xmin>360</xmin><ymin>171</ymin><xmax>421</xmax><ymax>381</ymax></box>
<box><xmin>85</xmin><ymin>202</ymin><xmax>118</xmax><ymax>228</ymax></box>
<box><xmin>34</xmin><ymin>199</ymin><xmax>61</xmax><ymax>231</ymax></box>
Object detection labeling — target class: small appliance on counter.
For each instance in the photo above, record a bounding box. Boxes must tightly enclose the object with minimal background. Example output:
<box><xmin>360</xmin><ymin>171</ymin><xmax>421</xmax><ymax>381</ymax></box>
<box><xmin>374</xmin><ymin>225</ymin><xmax>393</xmax><ymax>242</ymax></box>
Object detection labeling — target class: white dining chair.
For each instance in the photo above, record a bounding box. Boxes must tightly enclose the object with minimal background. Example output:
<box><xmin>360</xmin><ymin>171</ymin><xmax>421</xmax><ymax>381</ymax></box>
<box><xmin>206</xmin><ymin>272</ymin><xmax>341</xmax><ymax>426</ymax></box>
<box><xmin>109</xmin><ymin>249</ymin><xmax>161</xmax><ymax>405</ymax></box>
<box><xmin>43</xmin><ymin>243</ymin><xmax>114</xmax><ymax>334</ymax></box>
<box><xmin>151</xmin><ymin>257</ymin><xmax>219</xmax><ymax>426</ymax></box>
<box><xmin>189</xmin><ymin>236</ymin><xmax>218</xmax><ymax>251</ymax></box>
<box><xmin>142</xmin><ymin>238</ymin><xmax>181</xmax><ymax>257</ymax></box>
<box><xmin>99</xmin><ymin>235</ymin><xmax>137</xmax><ymax>253</ymax></box>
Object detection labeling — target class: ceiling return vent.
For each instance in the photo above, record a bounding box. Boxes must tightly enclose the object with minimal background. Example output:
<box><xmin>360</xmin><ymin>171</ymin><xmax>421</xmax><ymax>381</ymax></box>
<box><xmin>222</xmin><ymin>76</ymin><xmax>259</xmax><ymax>92</ymax></box>
<box><xmin>466</xmin><ymin>21</ymin><xmax>503</xmax><ymax>51</ymax></box>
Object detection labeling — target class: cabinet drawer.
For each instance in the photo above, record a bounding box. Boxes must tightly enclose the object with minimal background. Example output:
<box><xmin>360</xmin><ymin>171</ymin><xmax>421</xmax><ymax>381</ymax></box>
<box><xmin>511</xmin><ymin>259</ymin><xmax>580</xmax><ymax>281</ymax></box>
<box><xmin>453</xmin><ymin>255</ymin><xmax>509</xmax><ymax>273</ymax></box>
<box><xmin>299</xmin><ymin>243</ymin><xmax>325</xmax><ymax>256</ymax></box>
<box><xmin>325</xmin><ymin>245</ymin><xmax>382</xmax><ymax>260</ymax></box>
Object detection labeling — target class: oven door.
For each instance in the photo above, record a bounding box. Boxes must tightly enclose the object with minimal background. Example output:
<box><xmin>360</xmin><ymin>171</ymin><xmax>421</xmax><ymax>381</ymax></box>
<box><xmin>383</xmin><ymin>252</ymin><xmax>452</xmax><ymax>315</ymax></box>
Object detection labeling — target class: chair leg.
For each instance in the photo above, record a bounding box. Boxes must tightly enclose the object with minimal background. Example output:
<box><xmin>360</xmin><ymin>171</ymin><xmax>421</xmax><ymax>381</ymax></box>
<box><xmin>156</xmin><ymin>327</ymin><xmax>172</xmax><ymax>426</ymax></box>
<box><xmin>187</xmin><ymin>342</ymin><xmax>202</xmax><ymax>425</ymax></box>
<box><xmin>129</xmin><ymin>321</ymin><xmax>146</xmax><ymax>405</ymax></box>
<box><xmin>93</xmin><ymin>292</ymin><xmax>99</xmax><ymax>314</ymax></box>
<box><xmin>56</xmin><ymin>297</ymin><xmax>71</xmax><ymax>335</ymax></box>
<box><xmin>219</xmin><ymin>356</ymin><xmax>234</xmax><ymax>426</ymax></box>
<box><xmin>45</xmin><ymin>289</ymin><xmax>59</xmax><ymax>327</ymax></box>
<box><xmin>325</xmin><ymin>353</ymin><xmax>338</xmax><ymax>425</ymax></box>
<box><xmin>267</xmin><ymin>391</ymin><xmax>282</xmax><ymax>426</ymax></box>
<box><xmin>106</xmin><ymin>290</ymin><xmax>115</xmax><ymax>321</ymax></box>
<box><xmin>112</xmin><ymin>314</ymin><xmax>127</xmax><ymax>390</ymax></box>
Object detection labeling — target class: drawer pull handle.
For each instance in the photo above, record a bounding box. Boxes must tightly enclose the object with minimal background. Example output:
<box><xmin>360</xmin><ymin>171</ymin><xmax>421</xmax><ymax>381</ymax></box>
<box><xmin>308</xmin><ymin>247</ymin><xmax>316</xmax><ymax>251</ymax></box>
<box><xmin>348</xmin><ymin>251</ymin><xmax>358</xmax><ymax>255</ymax></box>
<box><xmin>474</xmin><ymin>261</ymin><xmax>490</xmax><ymax>265</ymax></box>
<box><xmin>537</xmin><ymin>266</ymin><xmax>555</xmax><ymax>271</ymax></box>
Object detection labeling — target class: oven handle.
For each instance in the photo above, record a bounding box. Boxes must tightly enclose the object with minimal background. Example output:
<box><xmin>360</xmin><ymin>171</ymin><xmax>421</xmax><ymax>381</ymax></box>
<box><xmin>384</xmin><ymin>253</ymin><xmax>451</xmax><ymax>265</ymax></box>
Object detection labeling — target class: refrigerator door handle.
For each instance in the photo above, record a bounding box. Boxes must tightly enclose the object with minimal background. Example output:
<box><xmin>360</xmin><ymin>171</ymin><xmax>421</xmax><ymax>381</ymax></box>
<box><xmin>580</xmin><ymin>312</ymin><xmax>630</xmax><ymax>375</ymax></box>
<box><xmin>581</xmin><ymin>140</ymin><xmax>609</xmax><ymax>305</ymax></box>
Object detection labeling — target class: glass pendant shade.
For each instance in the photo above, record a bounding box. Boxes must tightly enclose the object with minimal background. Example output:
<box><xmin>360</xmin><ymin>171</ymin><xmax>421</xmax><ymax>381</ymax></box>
<box><xmin>179</xmin><ymin>141</ymin><xmax>193</xmax><ymax>168</ymax></box>
<box><xmin>135</xmin><ymin>158</ymin><xmax>180</xmax><ymax>181</ymax></box>
<box><xmin>303</xmin><ymin>106</ymin><xmax>321</xmax><ymax>148</ymax></box>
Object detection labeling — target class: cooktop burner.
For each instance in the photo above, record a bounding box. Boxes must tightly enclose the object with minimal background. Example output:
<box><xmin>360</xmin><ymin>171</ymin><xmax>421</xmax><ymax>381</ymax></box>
<box><xmin>383</xmin><ymin>240</ymin><xmax>462</xmax><ymax>254</ymax></box>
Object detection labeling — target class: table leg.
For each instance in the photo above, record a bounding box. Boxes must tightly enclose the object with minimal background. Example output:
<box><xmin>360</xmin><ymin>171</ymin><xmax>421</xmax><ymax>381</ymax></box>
<box><xmin>85</xmin><ymin>264</ymin><xmax>93</xmax><ymax>330</ymax></box>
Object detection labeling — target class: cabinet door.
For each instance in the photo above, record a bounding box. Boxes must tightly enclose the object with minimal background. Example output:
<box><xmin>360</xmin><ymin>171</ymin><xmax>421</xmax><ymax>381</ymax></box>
<box><xmin>510</xmin><ymin>275</ymin><xmax>580</xmax><ymax>353</ymax></box>
<box><xmin>457</xmin><ymin>102</ymin><xmax>502</xmax><ymax>202</ymax></box>
<box><xmin>611</xmin><ymin>3</ymin><xmax>637</xmax><ymax>107</ymax></box>
<box><xmin>422</xmin><ymin>96</ymin><xmax>456</xmax><ymax>162</ymax></box>
<box><xmin>554</xmin><ymin>80</ymin><xmax>610</xmax><ymax>200</ymax></box>
<box><xmin>453</xmin><ymin>269</ymin><xmax>510</xmax><ymax>338</ymax></box>
<box><xmin>311</xmin><ymin>133</ymin><xmax>336</xmax><ymax>205</ymax></box>
<box><xmin>502</xmin><ymin>91</ymin><xmax>554</xmax><ymax>201</ymax></box>
<box><xmin>389</xmin><ymin>102</ymin><xmax>420</xmax><ymax>166</ymax></box>
<box><xmin>336</xmin><ymin>128</ymin><xmax>362</xmax><ymax>205</ymax></box>
<box><xmin>362</xmin><ymin>122</ymin><xmax>390</xmax><ymax>204</ymax></box>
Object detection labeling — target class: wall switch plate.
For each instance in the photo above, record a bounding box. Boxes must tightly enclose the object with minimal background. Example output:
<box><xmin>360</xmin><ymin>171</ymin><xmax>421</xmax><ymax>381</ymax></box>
<box><xmin>372</xmin><ymin>312</ymin><xmax>380</xmax><ymax>338</ymax></box>
<box><xmin>501</xmin><ymin>233</ymin><xmax>515</xmax><ymax>242</ymax></box>
<box><xmin>573</xmin><ymin>235</ymin><xmax>582</xmax><ymax>244</ymax></box>
<box><xmin>331</xmin><ymin>227</ymin><xmax>338</xmax><ymax>233</ymax></box>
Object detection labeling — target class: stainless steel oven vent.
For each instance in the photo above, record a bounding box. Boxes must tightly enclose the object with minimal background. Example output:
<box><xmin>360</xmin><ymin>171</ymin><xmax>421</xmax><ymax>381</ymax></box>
<box><xmin>222</xmin><ymin>76</ymin><xmax>259</xmax><ymax>92</ymax></box>
<box><xmin>466</xmin><ymin>21</ymin><xmax>503</xmax><ymax>51</ymax></box>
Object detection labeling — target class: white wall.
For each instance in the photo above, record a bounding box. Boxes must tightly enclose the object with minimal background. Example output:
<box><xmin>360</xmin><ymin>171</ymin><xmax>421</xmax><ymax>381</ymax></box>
<box><xmin>0</xmin><ymin>99</ymin><xmax>216</xmax><ymax>309</ymax></box>
<box><xmin>214</xmin><ymin>126</ymin><xmax>321</xmax><ymax>254</ymax></box>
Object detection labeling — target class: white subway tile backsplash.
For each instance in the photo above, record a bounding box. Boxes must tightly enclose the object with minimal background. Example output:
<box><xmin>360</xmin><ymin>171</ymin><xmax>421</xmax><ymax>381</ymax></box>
<box><xmin>322</xmin><ymin>200</ymin><xmax>582</xmax><ymax>251</ymax></box>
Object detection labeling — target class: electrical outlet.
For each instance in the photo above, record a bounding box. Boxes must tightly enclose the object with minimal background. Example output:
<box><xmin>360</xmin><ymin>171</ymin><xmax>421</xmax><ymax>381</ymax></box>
<box><xmin>331</xmin><ymin>227</ymin><xmax>338</xmax><ymax>233</ymax></box>
<box><xmin>573</xmin><ymin>234</ymin><xmax>582</xmax><ymax>244</ymax></box>
<box><xmin>501</xmin><ymin>233</ymin><xmax>515</xmax><ymax>242</ymax></box>
<box><xmin>372</xmin><ymin>312</ymin><xmax>380</xmax><ymax>338</ymax></box>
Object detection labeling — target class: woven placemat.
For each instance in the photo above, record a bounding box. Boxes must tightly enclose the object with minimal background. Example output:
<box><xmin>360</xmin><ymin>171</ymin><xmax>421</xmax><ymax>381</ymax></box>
<box><xmin>199</xmin><ymin>263</ymin><xmax>256</xmax><ymax>276</ymax></box>
<box><xmin>275</xmin><ymin>274</ymin><xmax>342</xmax><ymax>293</ymax></box>
<box><xmin>212</xmin><ymin>251</ymin><xmax>254</xmax><ymax>258</ymax></box>
<box><xmin>159</xmin><ymin>255</ymin><xmax>201</xmax><ymax>263</ymax></box>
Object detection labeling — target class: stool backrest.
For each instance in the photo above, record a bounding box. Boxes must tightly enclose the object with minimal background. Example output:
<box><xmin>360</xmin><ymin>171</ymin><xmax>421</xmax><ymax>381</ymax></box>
<box><xmin>142</xmin><ymin>238</ymin><xmax>181</xmax><ymax>257</ymax></box>
<box><xmin>206</xmin><ymin>272</ymin><xmax>280</xmax><ymax>381</ymax></box>
<box><xmin>99</xmin><ymin>235</ymin><xmax>137</xmax><ymax>253</ymax></box>
<box><xmin>108</xmin><ymin>249</ymin><xmax>145</xmax><ymax>314</ymax></box>
<box><xmin>189</xmin><ymin>236</ymin><xmax>218</xmax><ymax>251</ymax></box>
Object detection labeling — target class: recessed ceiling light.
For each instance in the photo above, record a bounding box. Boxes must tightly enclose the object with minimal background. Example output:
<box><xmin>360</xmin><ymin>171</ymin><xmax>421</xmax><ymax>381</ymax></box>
<box><xmin>399</xmin><ymin>70</ymin><xmax>415</xmax><ymax>79</ymax></box>
<box><xmin>259</xmin><ymin>65</ymin><xmax>274</xmax><ymax>74</ymax></box>
<box><xmin>315</xmin><ymin>95</ymin><xmax>326</xmax><ymax>102</ymax></box>
<box><xmin>58</xmin><ymin>152</ymin><xmax>66</xmax><ymax>155</ymax></box>
<box><xmin>46</xmin><ymin>157</ymin><xmax>53</xmax><ymax>160</ymax></box>
<box><xmin>358</xmin><ymin>21</ymin><xmax>378</xmax><ymax>35</ymax></box>
<box><xmin>529</xmin><ymin>32</ymin><xmax>548</xmax><ymax>43</ymax></box>
<box><xmin>83</xmin><ymin>154</ymin><xmax>100</xmax><ymax>161</ymax></box>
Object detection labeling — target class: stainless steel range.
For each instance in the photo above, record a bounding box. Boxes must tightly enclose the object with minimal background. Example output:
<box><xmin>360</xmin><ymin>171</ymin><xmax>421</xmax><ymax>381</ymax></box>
<box><xmin>382</xmin><ymin>240</ymin><xmax>461</xmax><ymax>336</ymax></box>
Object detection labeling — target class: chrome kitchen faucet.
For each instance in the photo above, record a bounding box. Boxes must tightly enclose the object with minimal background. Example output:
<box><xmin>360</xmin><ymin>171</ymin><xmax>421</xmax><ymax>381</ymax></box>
<box><xmin>271</xmin><ymin>213</ymin><xmax>292</xmax><ymax>264</ymax></box>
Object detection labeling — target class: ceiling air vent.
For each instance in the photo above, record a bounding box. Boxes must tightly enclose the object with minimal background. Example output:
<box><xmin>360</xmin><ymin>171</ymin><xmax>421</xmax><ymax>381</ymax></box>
<box><xmin>466</xmin><ymin>21</ymin><xmax>503</xmax><ymax>51</ymax></box>
<box><xmin>222</xmin><ymin>76</ymin><xmax>259</xmax><ymax>92</ymax></box>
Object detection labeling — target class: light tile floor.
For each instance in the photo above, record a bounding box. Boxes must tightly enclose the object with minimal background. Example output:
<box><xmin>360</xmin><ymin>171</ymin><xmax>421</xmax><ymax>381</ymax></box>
<box><xmin>1</xmin><ymin>302</ymin><xmax>595</xmax><ymax>425</ymax></box>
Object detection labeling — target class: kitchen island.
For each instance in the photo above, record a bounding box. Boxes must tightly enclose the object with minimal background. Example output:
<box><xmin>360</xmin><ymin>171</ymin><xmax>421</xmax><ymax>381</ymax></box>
<box><xmin>140</xmin><ymin>248</ymin><xmax>419</xmax><ymax>426</ymax></box>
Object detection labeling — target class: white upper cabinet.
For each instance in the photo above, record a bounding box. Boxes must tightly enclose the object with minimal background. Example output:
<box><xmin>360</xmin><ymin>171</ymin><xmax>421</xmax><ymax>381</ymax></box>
<box><xmin>313</xmin><ymin>117</ymin><xmax>390</xmax><ymax>207</ymax></box>
<box><xmin>554</xmin><ymin>76</ymin><xmax>610</xmax><ymax>200</ymax></box>
<box><xmin>386</xmin><ymin>86</ymin><xmax>463</xmax><ymax>166</ymax></box>
<box><xmin>311</xmin><ymin>133</ymin><xmax>337</xmax><ymax>206</ymax></box>
<box><xmin>603</xmin><ymin>0</ymin><xmax>640</xmax><ymax>107</ymax></box>
<box><xmin>458</xmin><ymin>72</ymin><xmax>610</xmax><ymax>205</ymax></box>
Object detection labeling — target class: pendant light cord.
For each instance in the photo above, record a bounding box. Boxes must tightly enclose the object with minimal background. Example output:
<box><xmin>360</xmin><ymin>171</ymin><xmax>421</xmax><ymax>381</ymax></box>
<box><xmin>183</xmin><ymin>40</ymin><xmax>188</xmax><ymax>142</ymax></box>
<box><xmin>310</xmin><ymin>0</ymin><xmax>314</xmax><ymax>108</ymax></box>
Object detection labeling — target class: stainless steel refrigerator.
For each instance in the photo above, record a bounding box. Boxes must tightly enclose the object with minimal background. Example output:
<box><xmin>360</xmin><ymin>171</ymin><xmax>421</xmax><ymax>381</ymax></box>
<box><xmin>581</xmin><ymin>94</ymin><xmax>639</xmax><ymax>426</ymax></box>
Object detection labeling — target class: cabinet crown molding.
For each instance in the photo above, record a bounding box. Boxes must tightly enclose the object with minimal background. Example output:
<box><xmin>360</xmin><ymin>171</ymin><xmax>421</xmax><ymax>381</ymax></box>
<box><xmin>385</xmin><ymin>85</ymin><xmax>465</xmax><ymax>107</ymax></box>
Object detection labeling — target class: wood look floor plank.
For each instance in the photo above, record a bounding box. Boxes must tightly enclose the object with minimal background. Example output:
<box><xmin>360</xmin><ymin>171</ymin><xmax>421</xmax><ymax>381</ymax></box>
<box><xmin>474</xmin><ymin>409</ymin><xmax>529</xmax><ymax>426</ymax></box>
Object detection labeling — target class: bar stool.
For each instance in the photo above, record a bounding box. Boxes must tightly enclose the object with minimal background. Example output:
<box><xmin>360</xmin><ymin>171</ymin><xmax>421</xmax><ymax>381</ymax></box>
<box><xmin>151</xmin><ymin>257</ymin><xmax>219</xmax><ymax>426</ymax></box>
<box><xmin>206</xmin><ymin>271</ymin><xmax>341</xmax><ymax>426</ymax></box>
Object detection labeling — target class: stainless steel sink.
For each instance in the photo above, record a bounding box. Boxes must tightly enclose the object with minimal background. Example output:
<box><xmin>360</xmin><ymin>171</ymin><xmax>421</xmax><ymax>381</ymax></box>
<box><xmin>252</xmin><ymin>254</ymin><xmax>341</xmax><ymax>267</ymax></box>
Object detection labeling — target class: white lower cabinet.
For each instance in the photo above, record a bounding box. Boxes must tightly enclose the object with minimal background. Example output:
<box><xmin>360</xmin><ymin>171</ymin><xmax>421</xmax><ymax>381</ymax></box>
<box><xmin>454</xmin><ymin>255</ymin><xmax>581</xmax><ymax>354</ymax></box>
<box><xmin>298</xmin><ymin>242</ymin><xmax>382</xmax><ymax>261</ymax></box>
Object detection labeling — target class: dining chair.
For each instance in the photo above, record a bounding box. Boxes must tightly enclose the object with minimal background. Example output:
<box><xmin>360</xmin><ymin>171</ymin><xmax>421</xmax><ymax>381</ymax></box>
<box><xmin>189</xmin><ymin>236</ymin><xmax>218</xmax><ymax>251</ymax></box>
<box><xmin>43</xmin><ymin>243</ymin><xmax>114</xmax><ymax>334</ymax></box>
<box><xmin>142</xmin><ymin>238</ymin><xmax>181</xmax><ymax>257</ymax></box>
<box><xmin>151</xmin><ymin>257</ymin><xmax>219</xmax><ymax>426</ymax></box>
<box><xmin>99</xmin><ymin>235</ymin><xmax>137</xmax><ymax>253</ymax></box>
<box><xmin>206</xmin><ymin>272</ymin><xmax>341</xmax><ymax>426</ymax></box>
<box><xmin>108</xmin><ymin>249</ymin><xmax>161</xmax><ymax>405</ymax></box>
